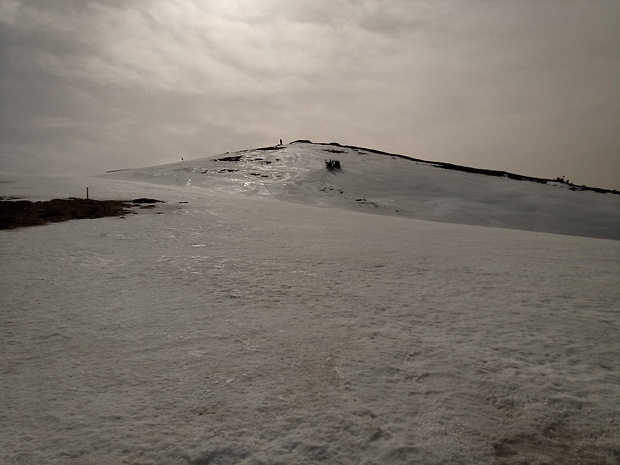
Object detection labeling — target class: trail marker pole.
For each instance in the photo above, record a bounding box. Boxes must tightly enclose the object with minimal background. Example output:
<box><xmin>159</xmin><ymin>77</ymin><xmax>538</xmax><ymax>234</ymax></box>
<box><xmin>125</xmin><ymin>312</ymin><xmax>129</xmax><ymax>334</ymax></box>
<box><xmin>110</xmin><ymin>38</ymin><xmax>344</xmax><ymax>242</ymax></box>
<box><xmin>87</xmin><ymin>187</ymin><xmax>89</xmax><ymax>199</ymax></box>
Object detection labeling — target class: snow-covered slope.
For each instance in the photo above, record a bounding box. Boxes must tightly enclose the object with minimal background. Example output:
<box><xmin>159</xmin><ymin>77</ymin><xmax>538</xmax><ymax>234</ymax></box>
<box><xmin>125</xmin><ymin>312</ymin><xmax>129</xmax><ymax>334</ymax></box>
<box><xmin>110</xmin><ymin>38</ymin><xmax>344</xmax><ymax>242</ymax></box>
<box><xmin>1</xmin><ymin>142</ymin><xmax>619</xmax><ymax>465</ymax></box>
<box><xmin>101</xmin><ymin>141</ymin><xmax>620</xmax><ymax>240</ymax></box>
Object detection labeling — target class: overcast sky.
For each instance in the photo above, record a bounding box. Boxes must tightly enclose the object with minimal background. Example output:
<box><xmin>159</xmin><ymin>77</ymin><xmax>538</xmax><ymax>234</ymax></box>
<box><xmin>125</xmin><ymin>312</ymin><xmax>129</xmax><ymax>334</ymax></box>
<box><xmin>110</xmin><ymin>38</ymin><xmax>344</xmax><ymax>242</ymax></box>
<box><xmin>1</xmin><ymin>0</ymin><xmax>619</xmax><ymax>189</ymax></box>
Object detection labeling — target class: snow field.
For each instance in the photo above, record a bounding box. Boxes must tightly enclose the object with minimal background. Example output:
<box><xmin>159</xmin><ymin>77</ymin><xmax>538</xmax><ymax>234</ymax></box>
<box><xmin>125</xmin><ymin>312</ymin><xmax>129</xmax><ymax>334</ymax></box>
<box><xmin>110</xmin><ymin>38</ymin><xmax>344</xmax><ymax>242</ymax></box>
<box><xmin>1</xmin><ymin>174</ymin><xmax>619</xmax><ymax>464</ymax></box>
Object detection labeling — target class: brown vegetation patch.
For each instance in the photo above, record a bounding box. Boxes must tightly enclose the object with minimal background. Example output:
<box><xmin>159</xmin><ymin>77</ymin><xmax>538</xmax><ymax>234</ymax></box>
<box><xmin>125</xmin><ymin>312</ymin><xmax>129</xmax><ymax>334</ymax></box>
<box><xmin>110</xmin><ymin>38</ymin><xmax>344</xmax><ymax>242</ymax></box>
<box><xmin>132</xmin><ymin>198</ymin><xmax>164</xmax><ymax>204</ymax></box>
<box><xmin>0</xmin><ymin>198</ymin><xmax>134</xmax><ymax>229</ymax></box>
<box><xmin>214</xmin><ymin>155</ymin><xmax>243</xmax><ymax>162</ymax></box>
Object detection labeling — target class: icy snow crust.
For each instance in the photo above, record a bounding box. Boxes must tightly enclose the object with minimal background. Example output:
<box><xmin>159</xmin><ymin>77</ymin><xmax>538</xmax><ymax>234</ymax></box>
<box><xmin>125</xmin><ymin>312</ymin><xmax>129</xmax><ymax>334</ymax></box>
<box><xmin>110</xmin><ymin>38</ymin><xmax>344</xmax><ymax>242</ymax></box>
<box><xmin>1</xmin><ymin>142</ymin><xmax>619</xmax><ymax>464</ymax></box>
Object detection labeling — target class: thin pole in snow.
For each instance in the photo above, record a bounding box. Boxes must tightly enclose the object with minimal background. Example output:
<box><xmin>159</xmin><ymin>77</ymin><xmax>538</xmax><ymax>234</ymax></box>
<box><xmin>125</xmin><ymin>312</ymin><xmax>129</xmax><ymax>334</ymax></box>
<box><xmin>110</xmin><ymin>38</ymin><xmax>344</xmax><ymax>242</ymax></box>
<box><xmin>86</xmin><ymin>187</ymin><xmax>89</xmax><ymax>199</ymax></box>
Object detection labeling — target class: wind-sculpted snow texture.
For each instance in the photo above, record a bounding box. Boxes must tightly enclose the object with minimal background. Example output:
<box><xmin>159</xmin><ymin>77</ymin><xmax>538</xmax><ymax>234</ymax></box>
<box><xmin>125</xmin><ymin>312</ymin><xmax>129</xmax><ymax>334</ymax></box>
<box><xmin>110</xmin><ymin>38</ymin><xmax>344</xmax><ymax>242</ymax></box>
<box><xmin>1</xmin><ymin>144</ymin><xmax>619</xmax><ymax>464</ymax></box>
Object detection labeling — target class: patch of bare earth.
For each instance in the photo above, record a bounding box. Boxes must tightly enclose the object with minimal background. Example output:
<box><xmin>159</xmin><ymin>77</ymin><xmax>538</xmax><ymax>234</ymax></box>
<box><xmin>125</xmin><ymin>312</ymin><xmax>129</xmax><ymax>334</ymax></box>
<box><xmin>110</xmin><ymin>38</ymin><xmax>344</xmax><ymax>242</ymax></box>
<box><xmin>0</xmin><ymin>198</ymin><xmax>139</xmax><ymax>229</ymax></box>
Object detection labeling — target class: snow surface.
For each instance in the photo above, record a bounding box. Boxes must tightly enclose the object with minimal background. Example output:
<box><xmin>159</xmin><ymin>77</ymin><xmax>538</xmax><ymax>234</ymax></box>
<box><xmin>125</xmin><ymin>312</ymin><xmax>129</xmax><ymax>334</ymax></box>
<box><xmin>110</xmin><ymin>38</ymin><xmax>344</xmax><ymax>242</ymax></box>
<box><xmin>1</xmin><ymin>142</ymin><xmax>619</xmax><ymax>464</ymax></box>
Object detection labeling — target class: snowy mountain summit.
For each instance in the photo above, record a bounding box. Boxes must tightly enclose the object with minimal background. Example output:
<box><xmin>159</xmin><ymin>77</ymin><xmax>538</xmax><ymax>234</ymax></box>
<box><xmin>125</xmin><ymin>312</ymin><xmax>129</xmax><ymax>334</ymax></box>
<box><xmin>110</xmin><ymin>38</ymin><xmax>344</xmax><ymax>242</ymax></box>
<box><xmin>104</xmin><ymin>140</ymin><xmax>620</xmax><ymax>240</ymax></box>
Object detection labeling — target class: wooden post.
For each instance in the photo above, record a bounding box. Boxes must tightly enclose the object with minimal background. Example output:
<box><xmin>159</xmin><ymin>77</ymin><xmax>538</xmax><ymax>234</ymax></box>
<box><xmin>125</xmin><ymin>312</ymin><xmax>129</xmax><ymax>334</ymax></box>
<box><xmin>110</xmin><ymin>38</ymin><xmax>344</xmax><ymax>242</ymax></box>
<box><xmin>86</xmin><ymin>187</ymin><xmax>89</xmax><ymax>199</ymax></box>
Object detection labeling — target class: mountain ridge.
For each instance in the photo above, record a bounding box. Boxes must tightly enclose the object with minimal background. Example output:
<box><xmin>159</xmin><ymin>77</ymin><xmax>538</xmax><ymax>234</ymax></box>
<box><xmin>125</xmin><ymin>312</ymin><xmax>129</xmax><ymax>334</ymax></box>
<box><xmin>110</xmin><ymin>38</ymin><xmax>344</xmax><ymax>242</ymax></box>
<box><xmin>290</xmin><ymin>140</ymin><xmax>619</xmax><ymax>195</ymax></box>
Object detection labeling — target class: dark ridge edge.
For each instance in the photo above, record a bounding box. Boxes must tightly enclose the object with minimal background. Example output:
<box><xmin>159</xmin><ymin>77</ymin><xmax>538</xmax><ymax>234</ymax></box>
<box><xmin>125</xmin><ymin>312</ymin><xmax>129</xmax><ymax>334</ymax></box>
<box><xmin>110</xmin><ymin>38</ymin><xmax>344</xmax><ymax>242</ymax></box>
<box><xmin>290</xmin><ymin>140</ymin><xmax>619</xmax><ymax>195</ymax></box>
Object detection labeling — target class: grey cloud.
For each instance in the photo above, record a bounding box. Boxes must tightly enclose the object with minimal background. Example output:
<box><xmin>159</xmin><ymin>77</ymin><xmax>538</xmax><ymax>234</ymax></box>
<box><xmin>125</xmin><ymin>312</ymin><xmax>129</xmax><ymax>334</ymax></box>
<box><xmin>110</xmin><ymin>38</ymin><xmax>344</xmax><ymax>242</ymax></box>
<box><xmin>1</xmin><ymin>0</ymin><xmax>619</xmax><ymax>189</ymax></box>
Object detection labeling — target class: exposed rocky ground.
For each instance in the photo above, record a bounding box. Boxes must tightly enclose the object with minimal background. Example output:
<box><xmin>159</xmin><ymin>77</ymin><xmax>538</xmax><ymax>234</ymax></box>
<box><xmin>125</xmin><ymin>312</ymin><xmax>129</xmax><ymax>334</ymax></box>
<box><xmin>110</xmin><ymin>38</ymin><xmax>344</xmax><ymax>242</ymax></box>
<box><xmin>0</xmin><ymin>197</ymin><xmax>164</xmax><ymax>229</ymax></box>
